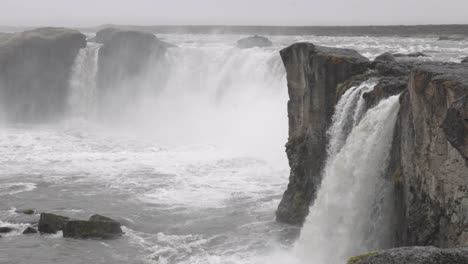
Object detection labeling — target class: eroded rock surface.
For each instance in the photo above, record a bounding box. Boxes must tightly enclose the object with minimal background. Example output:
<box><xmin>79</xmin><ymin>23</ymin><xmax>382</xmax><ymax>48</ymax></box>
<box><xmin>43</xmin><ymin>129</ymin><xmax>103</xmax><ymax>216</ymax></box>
<box><xmin>354</xmin><ymin>247</ymin><xmax>468</xmax><ymax>264</ymax></box>
<box><xmin>276</xmin><ymin>43</ymin><xmax>369</xmax><ymax>225</ymax></box>
<box><xmin>0</xmin><ymin>27</ymin><xmax>86</xmax><ymax>122</ymax></box>
<box><xmin>63</xmin><ymin>215</ymin><xmax>122</xmax><ymax>239</ymax></box>
<box><xmin>38</xmin><ymin>213</ymin><xmax>70</xmax><ymax>234</ymax></box>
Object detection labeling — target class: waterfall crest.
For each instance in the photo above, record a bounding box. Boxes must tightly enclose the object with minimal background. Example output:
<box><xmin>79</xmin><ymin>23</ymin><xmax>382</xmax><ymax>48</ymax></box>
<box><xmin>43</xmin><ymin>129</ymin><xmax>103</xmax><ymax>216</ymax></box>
<box><xmin>294</xmin><ymin>93</ymin><xmax>401</xmax><ymax>264</ymax></box>
<box><xmin>68</xmin><ymin>43</ymin><xmax>101</xmax><ymax>118</ymax></box>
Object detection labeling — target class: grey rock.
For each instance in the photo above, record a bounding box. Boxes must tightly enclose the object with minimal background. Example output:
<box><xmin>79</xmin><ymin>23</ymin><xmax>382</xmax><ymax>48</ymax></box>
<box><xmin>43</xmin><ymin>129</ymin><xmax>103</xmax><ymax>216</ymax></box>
<box><xmin>15</xmin><ymin>209</ymin><xmax>36</xmax><ymax>215</ymax></box>
<box><xmin>374</xmin><ymin>52</ymin><xmax>396</xmax><ymax>63</ymax></box>
<box><xmin>0</xmin><ymin>227</ymin><xmax>15</xmax><ymax>233</ymax></box>
<box><xmin>355</xmin><ymin>246</ymin><xmax>468</xmax><ymax>264</ymax></box>
<box><xmin>363</xmin><ymin>77</ymin><xmax>408</xmax><ymax>108</ymax></box>
<box><xmin>0</xmin><ymin>27</ymin><xmax>86</xmax><ymax>122</ymax></box>
<box><xmin>63</xmin><ymin>215</ymin><xmax>122</xmax><ymax>239</ymax></box>
<box><xmin>276</xmin><ymin>42</ymin><xmax>369</xmax><ymax>225</ymax></box>
<box><xmin>237</xmin><ymin>35</ymin><xmax>273</xmax><ymax>49</ymax></box>
<box><xmin>393</xmin><ymin>52</ymin><xmax>429</xmax><ymax>58</ymax></box>
<box><xmin>38</xmin><ymin>213</ymin><xmax>70</xmax><ymax>234</ymax></box>
<box><xmin>22</xmin><ymin>227</ymin><xmax>38</xmax><ymax>234</ymax></box>
<box><xmin>95</xmin><ymin>27</ymin><xmax>168</xmax><ymax>94</ymax></box>
<box><xmin>396</xmin><ymin>63</ymin><xmax>468</xmax><ymax>247</ymax></box>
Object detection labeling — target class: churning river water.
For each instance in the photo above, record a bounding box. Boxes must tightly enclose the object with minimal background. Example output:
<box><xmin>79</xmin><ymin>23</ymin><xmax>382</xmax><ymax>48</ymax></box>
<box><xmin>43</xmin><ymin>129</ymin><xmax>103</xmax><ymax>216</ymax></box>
<box><xmin>0</xmin><ymin>34</ymin><xmax>467</xmax><ymax>264</ymax></box>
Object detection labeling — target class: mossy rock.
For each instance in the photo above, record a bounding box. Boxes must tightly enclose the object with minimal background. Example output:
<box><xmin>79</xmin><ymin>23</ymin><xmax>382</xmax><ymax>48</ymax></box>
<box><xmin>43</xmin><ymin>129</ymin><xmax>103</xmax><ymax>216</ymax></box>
<box><xmin>347</xmin><ymin>251</ymin><xmax>382</xmax><ymax>264</ymax></box>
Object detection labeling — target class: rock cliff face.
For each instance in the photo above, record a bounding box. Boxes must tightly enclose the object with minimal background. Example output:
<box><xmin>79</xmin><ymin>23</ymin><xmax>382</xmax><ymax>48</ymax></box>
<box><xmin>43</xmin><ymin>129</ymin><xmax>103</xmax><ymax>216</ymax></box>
<box><xmin>276</xmin><ymin>43</ymin><xmax>369</xmax><ymax>225</ymax></box>
<box><xmin>397</xmin><ymin>63</ymin><xmax>468</xmax><ymax>247</ymax></box>
<box><xmin>352</xmin><ymin>246</ymin><xmax>468</xmax><ymax>264</ymax></box>
<box><xmin>95</xmin><ymin>28</ymin><xmax>169</xmax><ymax>93</ymax></box>
<box><xmin>277</xmin><ymin>42</ymin><xmax>468</xmax><ymax>250</ymax></box>
<box><xmin>0</xmin><ymin>28</ymin><xmax>86</xmax><ymax>122</ymax></box>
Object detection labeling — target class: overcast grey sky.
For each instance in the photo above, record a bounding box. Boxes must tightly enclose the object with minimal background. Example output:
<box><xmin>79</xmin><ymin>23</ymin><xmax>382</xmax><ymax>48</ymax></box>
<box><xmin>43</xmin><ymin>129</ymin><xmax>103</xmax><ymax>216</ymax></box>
<box><xmin>2</xmin><ymin>0</ymin><xmax>468</xmax><ymax>27</ymax></box>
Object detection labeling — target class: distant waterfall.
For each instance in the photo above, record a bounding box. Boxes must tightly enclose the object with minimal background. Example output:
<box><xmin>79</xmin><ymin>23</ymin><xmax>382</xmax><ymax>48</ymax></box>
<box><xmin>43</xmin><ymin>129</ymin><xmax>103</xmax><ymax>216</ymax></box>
<box><xmin>68</xmin><ymin>43</ymin><xmax>101</xmax><ymax>118</ymax></box>
<box><xmin>294</xmin><ymin>92</ymin><xmax>401</xmax><ymax>263</ymax></box>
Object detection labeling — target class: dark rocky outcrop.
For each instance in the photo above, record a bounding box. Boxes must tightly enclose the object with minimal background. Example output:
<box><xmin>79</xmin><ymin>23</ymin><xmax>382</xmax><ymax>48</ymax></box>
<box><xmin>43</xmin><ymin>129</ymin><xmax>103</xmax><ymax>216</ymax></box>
<box><xmin>63</xmin><ymin>214</ymin><xmax>122</xmax><ymax>239</ymax></box>
<box><xmin>352</xmin><ymin>247</ymin><xmax>468</xmax><ymax>264</ymax></box>
<box><xmin>275</xmin><ymin>43</ymin><xmax>369</xmax><ymax>225</ymax></box>
<box><xmin>363</xmin><ymin>77</ymin><xmax>408</xmax><ymax>108</ymax></box>
<box><xmin>95</xmin><ymin>27</ymin><xmax>168</xmax><ymax>93</ymax></box>
<box><xmin>236</xmin><ymin>35</ymin><xmax>273</xmax><ymax>49</ymax></box>
<box><xmin>397</xmin><ymin>63</ymin><xmax>468</xmax><ymax>247</ymax></box>
<box><xmin>0</xmin><ymin>227</ymin><xmax>14</xmax><ymax>233</ymax></box>
<box><xmin>23</xmin><ymin>227</ymin><xmax>38</xmax><ymax>234</ymax></box>
<box><xmin>438</xmin><ymin>35</ymin><xmax>466</xmax><ymax>41</ymax></box>
<box><xmin>38</xmin><ymin>213</ymin><xmax>70</xmax><ymax>234</ymax></box>
<box><xmin>0</xmin><ymin>27</ymin><xmax>86</xmax><ymax>122</ymax></box>
<box><xmin>15</xmin><ymin>209</ymin><xmax>36</xmax><ymax>215</ymax></box>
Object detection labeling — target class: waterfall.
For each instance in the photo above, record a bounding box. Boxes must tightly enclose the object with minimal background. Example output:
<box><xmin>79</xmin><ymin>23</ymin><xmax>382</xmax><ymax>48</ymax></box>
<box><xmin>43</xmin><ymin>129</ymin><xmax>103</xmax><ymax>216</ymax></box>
<box><xmin>294</xmin><ymin>93</ymin><xmax>401</xmax><ymax>264</ymax></box>
<box><xmin>68</xmin><ymin>43</ymin><xmax>101</xmax><ymax>118</ymax></box>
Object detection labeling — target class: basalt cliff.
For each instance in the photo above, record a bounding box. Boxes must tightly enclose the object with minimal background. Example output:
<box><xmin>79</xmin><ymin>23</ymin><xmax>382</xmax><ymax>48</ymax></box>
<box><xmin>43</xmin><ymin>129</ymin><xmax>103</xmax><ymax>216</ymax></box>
<box><xmin>277</xmin><ymin>42</ymin><xmax>468</xmax><ymax>260</ymax></box>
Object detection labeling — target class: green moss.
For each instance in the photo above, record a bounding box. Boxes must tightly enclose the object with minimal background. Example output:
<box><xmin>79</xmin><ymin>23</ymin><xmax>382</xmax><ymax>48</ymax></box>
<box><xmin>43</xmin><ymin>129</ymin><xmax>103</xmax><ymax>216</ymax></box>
<box><xmin>347</xmin><ymin>251</ymin><xmax>382</xmax><ymax>264</ymax></box>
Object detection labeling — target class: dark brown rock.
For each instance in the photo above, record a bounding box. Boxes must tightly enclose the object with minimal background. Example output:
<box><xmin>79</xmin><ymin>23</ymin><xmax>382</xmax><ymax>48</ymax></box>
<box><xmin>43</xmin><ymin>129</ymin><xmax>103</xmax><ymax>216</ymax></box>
<box><xmin>276</xmin><ymin>43</ymin><xmax>369</xmax><ymax>225</ymax></box>
<box><xmin>38</xmin><ymin>213</ymin><xmax>70</xmax><ymax>234</ymax></box>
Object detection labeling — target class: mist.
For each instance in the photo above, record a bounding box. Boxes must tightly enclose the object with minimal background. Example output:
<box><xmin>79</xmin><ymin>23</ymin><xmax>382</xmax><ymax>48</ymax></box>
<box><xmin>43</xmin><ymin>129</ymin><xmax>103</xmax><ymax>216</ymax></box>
<box><xmin>2</xmin><ymin>0</ymin><xmax>468</xmax><ymax>26</ymax></box>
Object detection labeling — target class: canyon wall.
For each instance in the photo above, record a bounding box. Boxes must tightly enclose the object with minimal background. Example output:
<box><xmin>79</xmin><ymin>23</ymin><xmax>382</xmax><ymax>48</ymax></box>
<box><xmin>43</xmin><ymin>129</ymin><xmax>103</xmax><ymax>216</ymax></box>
<box><xmin>277</xmin><ymin>43</ymin><xmax>468</xmax><ymax>249</ymax></box>
<box><xmin>0</xmin><ymin>28</ymin><xmax>86</xmax><ymax>121</ymax></box>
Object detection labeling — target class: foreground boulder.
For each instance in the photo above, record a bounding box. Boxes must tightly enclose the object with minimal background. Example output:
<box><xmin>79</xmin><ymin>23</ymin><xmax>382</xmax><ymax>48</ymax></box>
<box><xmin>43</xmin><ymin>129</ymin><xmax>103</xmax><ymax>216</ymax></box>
<box><xmin>350</xmin><ymin>247</ymin><xmax>468</xmax><ymax>264</ymax></box>
<box><xmin>275</xmin><ymin>43</ymin><xmax>369</xmax><ymax>225</ymax></box>
<box><xmin>63</xmin><ymin>214</ymin><xmax>122</xmax><ymax>239</ymax></box>
<box><xmin>237</xmin><ymin>35</ymin><xmax>273</xmax><ymax>49</ymax></box>
<box><xmin>0</xmin><ymin>27</ymin><xmax>86</xmax><ymax>122</ymax></box>
<box><xmin>38</xmin><ymin>213</ymin><xmax>70</xmax><ymax>234</ymax></box>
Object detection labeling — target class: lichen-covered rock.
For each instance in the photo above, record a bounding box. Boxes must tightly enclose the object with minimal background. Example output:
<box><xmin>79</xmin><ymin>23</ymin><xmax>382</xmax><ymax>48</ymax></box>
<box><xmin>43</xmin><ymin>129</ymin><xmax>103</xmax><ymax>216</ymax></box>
<box><xmin>0</xmin><ymin>27</ymin><xmax>86</xmax><ymax>122</ymax></box>
<box><xmin>276</xmin><ymin>43</ymin><xmax>369</xmax><ymax>225</ymax></box>
<box><xmin>397</xmin><ymin>63</ymin><xmax>468</xmax><ymax>247</ymax></box>
<box><xmin>38</xmin><ymin>213</ymin><xmax>70</xmax><ymax>234</ymax></box>
<box><xmin>63</xmin><ymin>215</ymin><xmax>122</xmax><ymax>239</ymax></box>
<box><xmin>355</xmin><ymin>247</ymin><xmax>468</xmax><ymax>264</ymax></box>
<box><xmin>236</xmin><ymin>35</ymin><xmax>273</xmax><ymax>49</ymax></box>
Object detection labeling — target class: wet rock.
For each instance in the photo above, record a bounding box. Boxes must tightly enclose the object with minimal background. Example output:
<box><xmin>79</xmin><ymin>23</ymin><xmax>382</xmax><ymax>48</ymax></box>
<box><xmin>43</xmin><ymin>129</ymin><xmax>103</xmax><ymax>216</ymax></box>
<box><xmin>63</xmin><ymin>215</ymin><xmax>122</xmax><ymax>239</ymax></box>
<box><xmin>374</xmin><ymin>60</ymin><xmax>412</xmax><ymax>76</ymax></box>
<box><xmin>276</xmin><ymin>42</ymin><xmax>369</xmax><ymax>225</ymax></box>
<box><xmin>237</xmin><ymin>35</ymin><xmax>273</xmax><ymax>49</ymax></box>
<box><xmin>22</xmin><ymin>227</ymin><xmax>38</xmax><ymax>234</ymax></box>
<box><xmin>393</xmin><ymin>52</ymin><xmax>429</xmax><ymax>58</ymax></box>
<box><xmin>374</xmin><ymin>52</ymin><xmax>396</xmax><ymax>63</ymax></box>
<box><xmin>15</xmin><ymin>209</ymin><xmax>36</xmax><ymax>215</ymax></box>
<box><xmin>0</xmin><ymin>227</ymin><xmax>15</xmax><ymax>233</ymax></box>
<box><xmin>462</xmin><ymin>57</ymin><xmax>468</xmax><ymax>63</ymax></box>
<box><xmin>354</xmin><ymin>246</ymin><xmax>468</xmax><ymax>264</ymax></box>
<box><xmin>0</xmin><ymin>27</ymin><xmax>86</xmax><ymax>122</ymax></box>
<box><xmin>439</xmin><ymin>35</ymin><xmax>466</xmax><ymax>41</ymax></box>
<box><xmin>95</xmin><ymin>27</ymin><xmax>168</xmax><ymax>93</ymax></box>
<box><xmin>363</xmin><ymin>77</ymin><xmax>408</xmax><ymax>108</ymax></box>
<box><xmin>38</xmin><ymin>213</ymin><xmax>70</xmax><ymax>234</ymax></box>
<box><xmin>397</xmin><ymin>63</ymin><xmax>468</xmax><ymax>247</ymax></box>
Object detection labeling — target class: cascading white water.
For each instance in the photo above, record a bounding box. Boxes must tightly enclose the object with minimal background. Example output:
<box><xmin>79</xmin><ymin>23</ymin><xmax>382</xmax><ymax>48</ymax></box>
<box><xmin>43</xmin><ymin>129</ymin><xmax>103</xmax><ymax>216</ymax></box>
<box><xmin>294</xmin><ymin>93</ymin><xmax>401</xmax><ymax>264</ymax></box>
<box><xmin>68</xmin><ymin>43</ymin><xmax>101</xmax><ymax>118</ymax></box>
<box><xmin>326</xmin><ymin>80</ymin><xmax>378</xmax><ymax>158</ymax></box>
